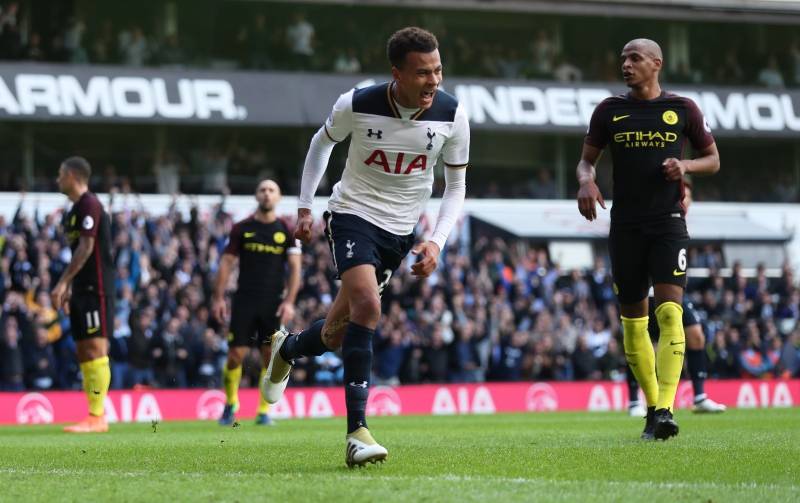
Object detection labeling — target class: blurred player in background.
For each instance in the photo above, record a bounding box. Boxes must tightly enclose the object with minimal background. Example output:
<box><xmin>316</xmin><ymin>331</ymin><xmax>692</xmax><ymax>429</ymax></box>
<box><xmin>628</xmin><ymin>181</ymin><xmax>726</xmax><ymax>417</ymax></box>
<box><xmin>263</xmin><ymin>26</ymin><xmax>470</xmax><ymax>467</ymax></box>
<box><xmin>212</xmin><ymin>179</ymin><xmax>301</xmax><ymax>426</ymax></box>
<box><xmin>576</xmin><ymin>38</ymin><xmax>720</xmax><ymax>440</ymax></box>
<box><xmin>51</xmin><ymin>156</ymin><xmax>115</xmax><ymax>433</ymax></box>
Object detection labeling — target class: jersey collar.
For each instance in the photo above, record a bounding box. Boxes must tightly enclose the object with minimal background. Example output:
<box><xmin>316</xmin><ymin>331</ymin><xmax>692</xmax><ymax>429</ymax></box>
<box><xmin>387</xmin><ymin>81</ymin><xmax>425</xmax><ymax>120</ymax></box>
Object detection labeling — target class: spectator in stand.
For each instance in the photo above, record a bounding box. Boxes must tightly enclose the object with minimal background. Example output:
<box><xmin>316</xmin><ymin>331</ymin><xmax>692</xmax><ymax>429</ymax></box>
<box><xmin>421</xmin><ymin>324</ymin><xmax>449</xmax><ymax>382</ymax></box>
<box><xmin>128</xmin><ymin>306</ymin><xmax>156</xmax><ymax>387</ymax></box>
<box><xmin>757</xmin><ymin>54</ymin><xmax>785</xmax><ymax>88</ymax></box>
<box><xmin>121</xmin><ymin>26</ymin><xmax>149</xmax><ymax>66</ymax></box>
<box><xmin>670</xmin><ymin>61</ymin><xmax>702</xmax><ymax>84</ymax></box>
<box><xmin>64</xmin><ymin>17</ymin><xmax>88</xmax><ymax>63</ymax></box>
<box><xmin>528</xmin><ymin>29</ymin><xmax>555</xmax><ymax>78</ymax></box>
<box><xmin>739</xmin><ymin>323</ymin><xmax>772</xmax><ymax>378</ymax></box>
<box><xmin>717</xmin><ymin>48</ymin><xmax>744</xmax><ymax>85</ymax></box>
<box><xmin>285</xmin><ymin>12</ymin><xmax>314</xmax><ymax>71</ymax></box>
<box><xmin>239</xmin><ymin>13</ymin><xmax>272</xmax><ymax>70</ymax></box>
<box><xmin>790</xmin><ymin>39</ymin><xmax>800</xmax><ymax>87</ymax></box>
<box><xmin>193</xmin><ymin>327</ymin><xmax>226</xmax><ymax>388</ymax></box>
<box><xmin>0</xmin><ymin>315</ymin><xmax>24</xmax><ymax>390</ymax></box>
<box><xmin>572</xmin><ymin>335</ymin><xmax>599</xmax><ymax>380</ymax></box>
<box><xmin>529</xmin><ymin>169</ymin><xmax>557</xmax><ymax>199</ymax></box>
<box><xmin>314</xmin><ymin>351</ymin><xmax>344</xmax><ymax>385</ymax></box>
<box><xmin>496</xmin><ymin>48</ymin><xmax>525</xmax><ymax>79</ymax></box>
<box><xmin>89</xmin><ymin>19</ymin><xmax>115</xmax><ymax>64</ymax></box>
<box><xmin>553</xmin><ymin>55</ymin><xmax>583</xmax><ymax>83</ymax></box>
<box><xmin>598</xmin><ymin>337</ymin><xmax>626</xmax><ymax>380</ymax></box>
<box><xmin>333</xmin><ymin>48</ymin><xmax>361</xmax><ymax>74</ymax></box>
<box><xmin>24</xmin><ymin>32</ymin><xmax>45</xmax><ymax>61</ymax></box>
<box><xmin>450</xmin><ymin>321</ymin><xmax>482</xmax><ymax>382</ymax></box>
<box><xmin>375</xmin><ymin>327</ymin><xmax>408</xmax><ymax>386</ymax></box>
<box><xmin>594</xmin><ymin>50</ymin><xmax>620</xmax><ymax>82</ymax></box>
<box><xmin>24</xmin><ymin>323</ymin><xmax>57</xmax><ymax>390</ymax></box>
<box><xmin>491</xmin><ymin>330</ymin><xmax>527</xmax><ymax>381</ymax></box>
<box><xmin>780</xmin><ymin>330</ymin><xmax>800</xmax><ymax>377</ymax></box>
<box><xmin>151</xmin><ymin>317</ymin><xmax>189</xmax><ymax>387</ymax></box>
<box><xmin>0</xmin><ymin>1</ymin><xmax>21</xmax><ymax>60</ymax></box>
<box><xmin>709</xmin><ymin>330</ymin><xmax>735</xmax><ymax>378</ymax></box>
<box><xmin>158</xmin><ymin>33</ymin><xmax>186</xmax><ymax>67</ymax></box>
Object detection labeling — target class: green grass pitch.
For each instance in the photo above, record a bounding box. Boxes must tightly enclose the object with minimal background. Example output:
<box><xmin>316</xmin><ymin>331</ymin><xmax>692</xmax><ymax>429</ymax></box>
<box><xmin>1</xmin><ymin>408</ymin><xmax>798</xmax><ymax>502</ymax></box>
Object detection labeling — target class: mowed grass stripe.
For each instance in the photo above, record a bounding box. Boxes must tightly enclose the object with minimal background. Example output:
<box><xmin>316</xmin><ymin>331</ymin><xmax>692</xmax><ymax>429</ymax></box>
<box><xmin>0</xmin><ymin>409</ymin><xmax>797</xmax><ymax>502</ymax></box>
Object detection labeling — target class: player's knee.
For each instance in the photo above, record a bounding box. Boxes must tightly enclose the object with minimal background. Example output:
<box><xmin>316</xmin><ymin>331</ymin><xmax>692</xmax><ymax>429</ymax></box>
<box><xmin>655</xmin><ymin>301</ymin><xmax>682</xmax><ymax>326</ymax></box>
<box><xmin>77</xmin><ymin>339</ymin><xmax>107</xmax><ymax>362</ymax></box>
<box><xmin>686</xmin><ymin>328</ymin><xmax>704</xmax><ymax>349</ymax></box>
<box><xmin>226</xmin><ymin>350</ymin><xmax>244</xmax><ymax>368</ymax></box>
<box><xmin>348</xmin><ymin>289</ymin><xmax>381</xmax><ymax>324</ymax></box>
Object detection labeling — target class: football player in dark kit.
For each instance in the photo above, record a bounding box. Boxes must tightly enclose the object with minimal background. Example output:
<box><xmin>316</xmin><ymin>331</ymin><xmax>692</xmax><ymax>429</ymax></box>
<box><xmin>212</xmin><ymin>179</ymin><xmax>301</xmax><ymax>426</ymax></box>
<box><xmin>576</xmin><ymin>39</ymin><xmax>720</xmax><ymax>440</ymax></box>
<box><xmin>627</xmin><ymin>181</ymin><xmax>726</xmax><ymax>418</ymax></box>
<box><xmin>51</xmin><ymin>156</ymin><xmax>115</xmax><ymax>433</ymax></box>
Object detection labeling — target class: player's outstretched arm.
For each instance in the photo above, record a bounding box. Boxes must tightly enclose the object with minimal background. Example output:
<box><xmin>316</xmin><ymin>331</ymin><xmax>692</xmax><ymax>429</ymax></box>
<box><xmin>662</xmin><ymin>143</ymin><xmax>720</xmax><ymax>181</ymax></box>
<box><xmin>576</xmin><ymin>143</ymin><xmax>606</xmax><ymax>222</ymax></box>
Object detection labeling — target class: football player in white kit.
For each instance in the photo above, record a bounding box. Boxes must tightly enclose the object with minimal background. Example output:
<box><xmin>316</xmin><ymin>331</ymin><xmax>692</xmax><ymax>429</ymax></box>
<box><xmin>262</xmin><ymin>27</ymin><xmax>470</xmax><ymax>468</ymax></box>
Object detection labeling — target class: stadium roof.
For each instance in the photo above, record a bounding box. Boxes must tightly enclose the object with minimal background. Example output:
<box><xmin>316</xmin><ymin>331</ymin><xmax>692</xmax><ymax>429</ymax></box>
<box><xmin>263</xmin><ymin>0</ymin><xmax>800</xmax><ymax>24</ymax></box>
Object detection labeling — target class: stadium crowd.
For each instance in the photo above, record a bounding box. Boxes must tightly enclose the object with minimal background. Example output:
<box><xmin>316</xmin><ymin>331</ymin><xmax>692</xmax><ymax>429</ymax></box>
<box><xmin>0</xmin><ymin>2</ymin><xmax>799</xmax><ymax>89</ymax></box>
<box><xmin>1</xmin><ymin>197</ymin><xmax>799</xmax><ymax>392</ymax></box>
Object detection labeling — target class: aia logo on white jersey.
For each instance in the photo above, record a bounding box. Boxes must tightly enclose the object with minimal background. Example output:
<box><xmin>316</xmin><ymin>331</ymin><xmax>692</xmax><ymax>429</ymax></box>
<box><xmin>364</xmin><ymin>150</ymin><xmax>428</xmax><ymax>175</ymax></box>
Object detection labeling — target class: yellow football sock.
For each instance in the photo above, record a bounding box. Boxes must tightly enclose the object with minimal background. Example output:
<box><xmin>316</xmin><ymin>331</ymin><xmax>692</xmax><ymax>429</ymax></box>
<box><xmin>80</xmin><ymin>356</ymin><xmax>110</xmax><ymax>417</ymax></box>
<box><xmin>256</xmin><ymin>368</ymin><xmax>270</xmax><ymax>415</ymax></box>
<box><xmin>655</xmin><ymin>301</ymin><xmax>686</xmax><ymax>411</ymax></box>
<box><xmin>622</xmin><ymin>315</ymin><xmax>659</xmax><ymax>407</ymax></box>
<box><xmin>222</xmin><ymin>364</ymin><xmax>242</xmax><ymax>407</ymax></box>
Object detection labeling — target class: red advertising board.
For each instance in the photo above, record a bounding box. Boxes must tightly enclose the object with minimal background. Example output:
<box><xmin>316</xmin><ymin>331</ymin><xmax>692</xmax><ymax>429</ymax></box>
<box><xmin>2</xmin><ymin>379</ymin><xmax>798</xmax><ymax>425</ymax></box>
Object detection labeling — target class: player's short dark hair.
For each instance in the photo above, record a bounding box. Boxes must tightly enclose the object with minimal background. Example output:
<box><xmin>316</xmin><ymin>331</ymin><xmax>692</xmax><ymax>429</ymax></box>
<box><xmin>387</xmin><ymin>27</ymin><xmax>438</xmax><ymax>68</ymax></box>
<box><xmin>61</xmin><ymin>156</ymin><xmax>92</xmax><ymax>182</ymax></box>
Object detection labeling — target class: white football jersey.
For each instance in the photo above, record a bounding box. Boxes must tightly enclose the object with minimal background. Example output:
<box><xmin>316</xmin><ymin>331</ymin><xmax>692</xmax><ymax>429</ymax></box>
<box><xmin>323</xmin><ymin>82</ymin><xmax>470</xmax><ymax>236</ymax></box>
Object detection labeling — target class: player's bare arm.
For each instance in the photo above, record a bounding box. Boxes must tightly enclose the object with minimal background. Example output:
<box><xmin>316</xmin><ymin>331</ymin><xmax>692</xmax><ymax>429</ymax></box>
<box><xmin>212</xmin><ymin>252</ymin><xmax>237</xmax><ymax>323</ymax></box>
<box><xmin>662</xmin><ymin>143</ymin><xmax>720</xmax><ymax>181</ymax></box>
<box><xmin>276</xmin><ymin>252</ymin><xmax>302</xmax><ymax>326</ymax></box>
<box><xmin>576</xmin><ymin>143</ymin><xmax>607</xmax><ymax>221</ymax></box>
<box><xmin>51</xmin><ymin>235</ymin><xmax>94</xmax><ymax>311</ymax></box>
